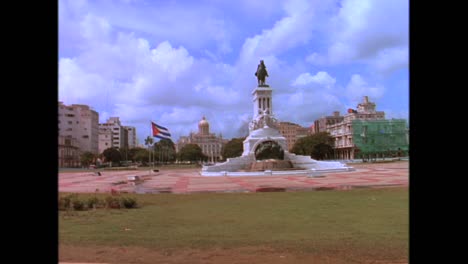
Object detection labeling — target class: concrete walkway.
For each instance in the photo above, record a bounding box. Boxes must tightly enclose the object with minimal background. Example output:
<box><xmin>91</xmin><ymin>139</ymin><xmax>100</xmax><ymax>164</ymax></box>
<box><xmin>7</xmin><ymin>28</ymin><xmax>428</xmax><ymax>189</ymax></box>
<box><xmin>59</xmin><ymin>161</ymin><xmax>408</xmax><ymax>194</ymax></box>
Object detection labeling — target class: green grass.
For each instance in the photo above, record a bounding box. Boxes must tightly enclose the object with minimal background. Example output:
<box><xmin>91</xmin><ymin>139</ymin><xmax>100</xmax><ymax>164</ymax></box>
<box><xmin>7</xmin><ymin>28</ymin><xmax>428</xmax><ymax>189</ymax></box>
<box><xmin>60</xmin><ymin>188</ymin><xmax>408</xmax><ymax>254</ymax></box>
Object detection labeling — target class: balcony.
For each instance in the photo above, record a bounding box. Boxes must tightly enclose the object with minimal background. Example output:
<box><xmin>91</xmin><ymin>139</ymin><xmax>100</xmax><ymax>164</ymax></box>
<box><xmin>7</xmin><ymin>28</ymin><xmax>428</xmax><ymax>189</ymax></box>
<box><xmin>334</xmin><ymin>143</ymin><xmax>355</xmax><ymax>149</ymax></box>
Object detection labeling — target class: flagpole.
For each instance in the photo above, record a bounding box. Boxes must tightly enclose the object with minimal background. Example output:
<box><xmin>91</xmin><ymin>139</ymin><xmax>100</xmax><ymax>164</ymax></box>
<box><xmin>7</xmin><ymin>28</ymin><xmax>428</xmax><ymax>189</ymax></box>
<box><xmin>149</xmin><ymin>120</ymin><xmax>152</xmax><ymax>176</ymax></box>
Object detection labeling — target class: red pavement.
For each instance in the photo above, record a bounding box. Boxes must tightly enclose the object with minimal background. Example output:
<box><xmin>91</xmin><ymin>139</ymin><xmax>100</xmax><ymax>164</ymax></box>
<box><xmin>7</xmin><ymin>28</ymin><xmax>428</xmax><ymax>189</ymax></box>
<box><xmin>59</xmin><ymin>161</ymin><xmax>408</xmax><ymax>194</ymax></box>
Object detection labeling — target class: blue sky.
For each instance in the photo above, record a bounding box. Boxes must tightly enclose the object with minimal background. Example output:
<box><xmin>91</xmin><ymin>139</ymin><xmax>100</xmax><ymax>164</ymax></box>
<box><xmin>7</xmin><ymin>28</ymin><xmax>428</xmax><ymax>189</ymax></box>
<box><xmin>59</xmin><ymin>0</ymin><xmax>409</xmax><ymax>145</ymax></box>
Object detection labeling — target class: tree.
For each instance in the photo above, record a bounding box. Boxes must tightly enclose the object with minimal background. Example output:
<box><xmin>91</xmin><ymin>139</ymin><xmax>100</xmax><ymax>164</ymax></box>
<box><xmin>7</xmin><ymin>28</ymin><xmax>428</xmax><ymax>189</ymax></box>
<box><xmin>133</xmin><ymin>148</ymin><xmax>149</xmax><ymax>163</ymax></box>
<box><xmin>128</xmin><ymin>147</ymin><xmax>146</xmax><ymax>161</ymax></box>
<box><xmin>291</xmin><ymin>132</ymin><xmax>334</xmax><ymax>160</ymax></box>
<box><xmin>221</xmin><ymin>137</ymin><xmax>244</xmax><ymax>160</ymax></box>
<box><xmin>102</xmin><ymin>147</ymin><xmax>122</xmax><ymax>166</ymax></box>
<box><xmin>177</xmin><ymin>144</ymin><xmax>206</xmax><ymax>162</ymax></box>
<box><xmin>80</xmin><ymin>151</ymin><xmax>95</xmax><ymax>167</ymax></box>
<box><xmin>119</xmin><ymin>147</ymin><xmax>129</xmax><ymax>162</ymax></box>
<box><xmin>154</xmin><ymin>139</ymin><xmax>176</xmax><ymax>164</ymax></box>
<box><xmin>311</xmin><ymin>143</ymin><xmax>334</xmax><ymax>160</ymax></box>
<box><xmin>144</xmin><ymin>136</ymin><xmax>154</xmax><ymax>165</ymax></box>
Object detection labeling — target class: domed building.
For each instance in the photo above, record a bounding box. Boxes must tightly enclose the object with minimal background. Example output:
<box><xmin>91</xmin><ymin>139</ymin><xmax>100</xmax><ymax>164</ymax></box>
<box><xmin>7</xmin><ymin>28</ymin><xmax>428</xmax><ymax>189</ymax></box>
<box><xmin>176</xmin><ymin>116</ymin><xmax>228</xmax><ymax>162</ymax></box>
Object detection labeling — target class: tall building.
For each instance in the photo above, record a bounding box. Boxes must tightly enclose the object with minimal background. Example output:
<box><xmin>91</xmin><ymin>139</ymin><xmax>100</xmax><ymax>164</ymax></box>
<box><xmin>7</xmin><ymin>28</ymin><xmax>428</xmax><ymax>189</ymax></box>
<box><xmin>98</xmin><ymin>127</ymin><xmax>113</xmax><ymax>153</ymax></box>
<box><xmin>124</xmin><ymin>126</ymin><xmax>137</xmax><ymax>148</ymax></box>
<box><xmin>278</xmin><ymin>122</ymin><xmax>310</xmax><ymax>151</ymax></box>
<box><xmin>315</xmin><ymin>96</ymin><xmax>408</xmax><ymax>160</ymax></box>
<box><xmin>313</xmin><ymin>111</ymin><xmax>344</xmax><ymax>134</ymax></box>
<box><xmin>99</xmin><ymin>117</ymin><xmax>128</xmax><ymax>150</ymax></box>
<box><xmin>58</xmin><ymin>102</ymin><xmax>99</xmax><ymax>154</ymax></box>
<box><xmin>176</xmin><ymin>116</ymin><xmax>227</xmax><ymax>162</ymax></box>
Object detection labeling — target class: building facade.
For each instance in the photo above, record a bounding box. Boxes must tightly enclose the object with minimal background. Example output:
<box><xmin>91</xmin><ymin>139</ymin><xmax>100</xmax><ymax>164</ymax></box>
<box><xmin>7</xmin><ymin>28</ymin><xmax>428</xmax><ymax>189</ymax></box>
<box><xmin>99</xmin><ymin>117</ymin><xmax>128</xmax><ymax>150</ymax></box>
<box><xmin>58</xmin><ymin>102</ymin><xmax>99</xmax><ymax>154</ymax></box>
<box><xmin>58</xmin><ymin>135</ymin><xmax>80</xmax><ymax>167</ymax></box>
<box><xmin>315</xmin><ymin>96</ymin><xmax>408</xmax><ymax>160</ymax></box>
<box><xmin>313</xmin><ymin>111</ymin><xmax>344</xmax><ymax>134</ymax></box>
<box><xmin>98</xmin><ymin>127</ymin><xmax>113</xmax><ymax>154</ymax></box>
<box><xmin>278</xmin><ymin>122</ymin><xmax>310</xmax><ymax>151</ymax></box>
<box><xmin>176</xmin><ymin>117</ymin><xmax>227</xmax><ymax>162</ymax></box>
<box><xmin>124</xmin><ymin>126</ymin><xmax>137</xmax><ymax>148</ymax></box>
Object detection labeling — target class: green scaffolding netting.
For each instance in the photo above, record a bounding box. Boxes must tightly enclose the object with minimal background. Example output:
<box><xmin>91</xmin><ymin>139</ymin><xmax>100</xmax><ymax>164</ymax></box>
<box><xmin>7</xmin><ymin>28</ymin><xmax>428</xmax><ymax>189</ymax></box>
<box><xmin>352</xmin><ymin>119</ymin><xmax>409</xmax><ymax>157</ymax></box>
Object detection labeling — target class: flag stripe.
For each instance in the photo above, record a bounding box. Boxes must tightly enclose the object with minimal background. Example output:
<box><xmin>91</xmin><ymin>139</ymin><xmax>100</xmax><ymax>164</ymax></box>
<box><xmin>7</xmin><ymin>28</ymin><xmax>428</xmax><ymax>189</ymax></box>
<box><xmin>154</xmin><ymin>123</ymin><xmax>169</xmax><ymax>132</ymax></box>
<box><xmin>155</xmin><ymin>134</ymin><xmax>171</xmax><ymax>140</ymax></box>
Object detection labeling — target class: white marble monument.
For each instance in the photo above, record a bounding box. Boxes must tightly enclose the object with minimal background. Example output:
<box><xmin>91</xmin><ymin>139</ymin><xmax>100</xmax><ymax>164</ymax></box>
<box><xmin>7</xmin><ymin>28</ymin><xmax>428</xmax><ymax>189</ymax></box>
<box><xmin>201</xmin><ymin>62</ymin><xmax>353</xmax><ymax>176</ymax></box>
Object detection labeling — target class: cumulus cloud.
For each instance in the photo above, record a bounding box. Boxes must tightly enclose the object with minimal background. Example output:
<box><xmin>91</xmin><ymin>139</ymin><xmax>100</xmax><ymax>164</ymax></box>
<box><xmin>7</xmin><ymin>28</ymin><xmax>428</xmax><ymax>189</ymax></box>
<box><xmin>307</xmin><ymin>0</ymin><xmax>408</xmax><ymax>74</ymax></box>
<box><xmin>58</xmin><ymin>3</ymin><xmax>244</xmax><ymax>142</ymax></box>
<box><xmin>372</xmin><ymin>47</ymin><xmax>408</xmax><ymax>75</ymax></box>
<box><xmin>291</xmin><ymin>71</ymin><xmax>336</xmax><ymax>89</ymax></box>
<box><xmin>275</xmin><ymin>89</ymin><xmax>344</xmax><ymax>125</ymax></box>
<box><xmin>345</xmin><ymin>74</ymin><xmax>385</xmax><ymax>103</ymax></box>
<box><xmin>238</xmin><ymin>0</ymin><xmax>321</xmax><ymax>63</ymax></box>
<box><xmin>59</xmin><ymin>0</ymin><xmax>408</xmax><ymax>145</ymax></box>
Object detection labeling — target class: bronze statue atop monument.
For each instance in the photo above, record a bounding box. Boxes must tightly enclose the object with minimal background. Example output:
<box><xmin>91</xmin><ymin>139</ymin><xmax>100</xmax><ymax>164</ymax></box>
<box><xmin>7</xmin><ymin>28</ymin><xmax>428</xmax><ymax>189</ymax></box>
<box><xmin>255</xmin><ymin>60</ymin><xmax>269</xmax><ymax>87</ymax></box>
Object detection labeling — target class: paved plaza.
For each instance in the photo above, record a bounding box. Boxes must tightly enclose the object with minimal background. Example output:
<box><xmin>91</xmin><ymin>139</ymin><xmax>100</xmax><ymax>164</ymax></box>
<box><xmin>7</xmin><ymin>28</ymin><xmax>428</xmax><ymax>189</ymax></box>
<box><xmin>59</xmin><ymin>161</ymin><xmax>408</xmax><ymax>194</ymax></box>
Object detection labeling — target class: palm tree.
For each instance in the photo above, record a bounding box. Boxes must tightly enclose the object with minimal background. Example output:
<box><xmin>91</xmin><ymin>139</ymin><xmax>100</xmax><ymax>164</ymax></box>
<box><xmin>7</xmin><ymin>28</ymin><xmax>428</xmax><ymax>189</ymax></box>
<box><xmin>144</xmin><ymin>136</ymin><xmax>154</xmax><ymax>166</ymax></box>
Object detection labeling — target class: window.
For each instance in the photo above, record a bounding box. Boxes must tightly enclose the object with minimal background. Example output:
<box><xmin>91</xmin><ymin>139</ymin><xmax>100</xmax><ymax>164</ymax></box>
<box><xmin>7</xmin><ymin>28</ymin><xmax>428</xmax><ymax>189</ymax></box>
<box><xmin>68</xmin><ymin>121</ymin><xmax>72</xmax><ymax>124</ymax></box>
<box><xmin>82</xmin><ymin>135</ymin><xmax>89</xmax><ymax>138</ymax></box>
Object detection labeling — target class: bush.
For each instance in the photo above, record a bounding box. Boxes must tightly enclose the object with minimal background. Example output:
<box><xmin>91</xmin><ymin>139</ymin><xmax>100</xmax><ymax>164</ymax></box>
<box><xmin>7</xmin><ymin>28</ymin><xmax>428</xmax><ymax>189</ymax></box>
<box><xmin>121</xmin><ymin>197</ymin><xmax>138</xmax><ymax>208</ymax></box>
<box><xmin>87</xmin><ymin>197</ymin><xmax>102</xmax><ymax>209</ymax></box>
<box><xmin>105</xmin><ymin>196</ymin><xmax>121</xmax><ymax>209</ymax></box>
<box><xmin>58</xmin><ymin>194</ymin><xmax>140</xmax><ymax>211</ymax></box>
<box><xmin>58</xmin><ymin>197</ymin><xmax>68</xmax><ymax>211</ymax></box>
<box><xmin>59</xmin><ymin>194</ymin><xmax>78</xmax><ymax>210</ymax></box>
<box><xmin>72</xmin><ymin>199</ymin><xmax>85</xmax><ymax>211</ymax></box>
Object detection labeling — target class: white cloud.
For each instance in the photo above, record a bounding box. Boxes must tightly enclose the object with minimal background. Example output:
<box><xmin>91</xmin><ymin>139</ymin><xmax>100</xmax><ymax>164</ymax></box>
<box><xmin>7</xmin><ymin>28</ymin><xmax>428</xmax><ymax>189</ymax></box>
<box><xmin>276</xmin><ymin>89</ymin><xmax>344</xmax><ymax>125</ymax></box>
<box><xmin>238</xmin><ymin>0</ymin><xmax>330</xmax><ymax>64</ymax></box>
<box><xmin>59</xmin><ymin>0</ymin><xmax>408</xmax><ymax>145</ymax></box>
<box><xmin>291</xmin><ymin>71</ymin><xmax>336</xmax><ymax>89</ymax></box>
<box><xmin>307</xmin><ymin>0</ymin><xmax>408</xmax><ymax>74</ymax></box>
<box><xmin>372</xmin><ymin>47</ymin><xmax>408</xmax><ymax>75</ymax></box>
<box><xmin>80</xmin><ymin>13</ymin><xmax>112</xmax><ymax>42</ymax></box>
<box><xmin>59</xmin><ymin>7</ymin><xmax>246</xmax><ymax>142</ymax></box>
<box><xmin>345</xmin><ymin>74</ymin><xmax>385</xmax><ymax>103</ymax></box>
<box><xmin>59</xmin><ymin>58</ymin><xmax>110</xmax><ymax>102</ymax></box>
<box><xmin>150</xmin><ymin>41</ymin><xmax>194</xmax><ymax>81</ymax></box>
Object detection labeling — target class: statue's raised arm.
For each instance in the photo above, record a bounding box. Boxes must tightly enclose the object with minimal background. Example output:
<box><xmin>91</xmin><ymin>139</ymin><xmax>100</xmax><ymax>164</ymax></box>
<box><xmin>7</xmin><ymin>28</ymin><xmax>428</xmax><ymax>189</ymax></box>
<box><xmin>254</xmin><ymin>60</ymin><xmax>269</xmax><ymax>86</ymax></box>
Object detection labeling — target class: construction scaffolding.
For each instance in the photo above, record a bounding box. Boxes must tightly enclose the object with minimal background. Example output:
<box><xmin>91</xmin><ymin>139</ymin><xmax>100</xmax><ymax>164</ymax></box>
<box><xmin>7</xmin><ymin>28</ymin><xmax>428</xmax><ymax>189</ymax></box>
<box><xmin>352</xmin><ymin>119</ymin><xmax>409</xmax><ymax>159</ymax></box>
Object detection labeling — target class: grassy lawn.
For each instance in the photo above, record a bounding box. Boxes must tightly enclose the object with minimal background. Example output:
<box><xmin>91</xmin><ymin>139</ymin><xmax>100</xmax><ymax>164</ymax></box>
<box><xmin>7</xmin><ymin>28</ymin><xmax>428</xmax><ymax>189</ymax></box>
<box><xmin>60</xmin><ymin>187</ymin><xmax>408</xmax><ymax>263</ymax></box>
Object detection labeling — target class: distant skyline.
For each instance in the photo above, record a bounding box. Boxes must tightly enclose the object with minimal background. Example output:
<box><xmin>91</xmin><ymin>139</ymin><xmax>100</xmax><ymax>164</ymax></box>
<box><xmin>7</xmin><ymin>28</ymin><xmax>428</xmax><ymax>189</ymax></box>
<box><xmin>59</xmin><ymin>0</ymin><xmax>409</xmax><ymax>144</ymax></box>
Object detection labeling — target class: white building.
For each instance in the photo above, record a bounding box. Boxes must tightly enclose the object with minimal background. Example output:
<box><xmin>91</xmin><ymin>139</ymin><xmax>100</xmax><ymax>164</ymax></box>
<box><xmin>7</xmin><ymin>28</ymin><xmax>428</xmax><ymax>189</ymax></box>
<box><xmin>98</xmin><ymin>127</ymin><xmax>113</xmax><ymax>154</ymax></box>
<box><xmin>176</xmin><ymin>116</ymin><xmax>227</xmax><ymax>162</ymax></box>
<box><xmin>124</xmin><ymin>126</ymin><xmax>137</xmax><ymax>148</ymax></box>
<box><xmin>99</xmin><ymin>117</ymin><xmax>127</xmax><ymax>150</ymax></box>
<box><xmin>58</xmin><ymin>102</ymin><xmax>99</xmax><ymax>154</ymax></box>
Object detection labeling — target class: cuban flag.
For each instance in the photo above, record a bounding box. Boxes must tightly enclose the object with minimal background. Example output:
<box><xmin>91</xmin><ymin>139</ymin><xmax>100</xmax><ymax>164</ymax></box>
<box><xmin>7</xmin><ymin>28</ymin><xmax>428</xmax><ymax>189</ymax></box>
<box><xmin>151</xmin><ymin>122</ymin><xmax>171</xmax><ymax>140</ymax></box>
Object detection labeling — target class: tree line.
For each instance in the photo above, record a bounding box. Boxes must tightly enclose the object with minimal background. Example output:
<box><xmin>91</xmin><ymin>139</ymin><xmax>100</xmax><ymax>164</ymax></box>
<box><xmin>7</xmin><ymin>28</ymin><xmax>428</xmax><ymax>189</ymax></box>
<box><xmin>80</xmin><ymin>132</ymin><xmax>339</xmax><ymax>167</ymax></box>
